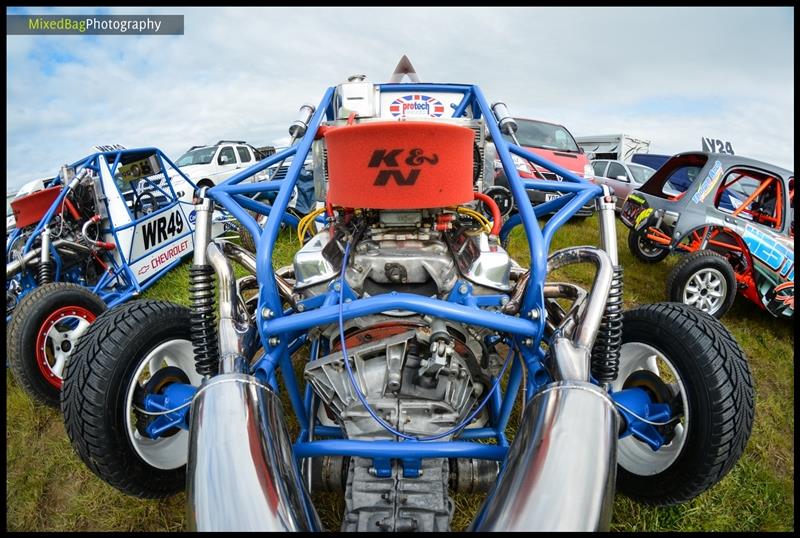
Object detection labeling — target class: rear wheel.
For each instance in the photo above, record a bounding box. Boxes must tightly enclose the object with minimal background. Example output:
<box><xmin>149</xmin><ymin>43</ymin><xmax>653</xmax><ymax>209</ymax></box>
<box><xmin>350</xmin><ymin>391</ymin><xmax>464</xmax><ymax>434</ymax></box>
<box><xmin>666</xmin><ymin>250</ymin><xmax>737</xmax><ymax>319</ymax></box>
<box><xmin>614</xmin><ymin>303</ymin><xmax>754</xmax><ymax>505</ymax></box>
<box><xmin>628</xmin><ymin>227</ymin><xmax>669</xmax><ymax>263</ymax></box>
<box><xmin>7</xmin><ymin>282</ymin><xmax>106</xmax><ymax>407</ymax></box>
<box><xmin>61</xmin><ymin>300</ymin><xmax>201</xmax><ymax>498</ymax></box>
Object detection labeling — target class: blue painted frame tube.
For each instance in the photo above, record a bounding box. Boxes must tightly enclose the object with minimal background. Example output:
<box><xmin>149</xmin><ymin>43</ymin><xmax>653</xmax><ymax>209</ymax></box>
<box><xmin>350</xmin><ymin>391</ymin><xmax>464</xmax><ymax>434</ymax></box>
<box><xmin>254</xmin><ymin>88</ymin><xmax>335</xmax><ymax>318</ymax></box>
<box><xmin>216</xmin><ymin>146</ymin><xmax>299</xmax><ymax>188</ymax></box>
<box><xmin>497</xmin><ymin>352</ymin><xmax>523</xmax><ymax>433</ymax></box>
<box><xmin>264</xmin><ymin>292</ymin><xmax>539</xmax><ymax>337</ymax></box>
<box><xmin>293</xmin><ymin>440</ymin><xmax>507</xmax><ymax>461</ymax></box>
<box><xmin>471</xmin><ymin>86</ymin><xmax>545</xmax><ymax>318</ymax></box>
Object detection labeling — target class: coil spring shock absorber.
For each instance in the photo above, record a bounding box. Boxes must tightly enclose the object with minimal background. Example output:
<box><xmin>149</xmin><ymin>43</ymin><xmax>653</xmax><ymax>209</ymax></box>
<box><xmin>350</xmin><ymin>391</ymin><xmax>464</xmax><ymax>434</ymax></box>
<box><xmin>38</xmin><ymin>228</ymin><xmax>53</xmax><ymax>285</ymax></box>
<box><xmin>591</xmin><ymin>265</ymin><xmax>623</xmax><ymax>384</ymax></box>
<box><xmin>190</xmin><ymin>195</ymin><xmax>219</xmax><ymax>377</ymax></box>
<box><xmin>189</xmin><ymin>264</ymin><xmax>219</xmax><ymax>377</ymax></box>
<box><xmin>38</xmin><ymin>259</ymin><xmax>54</xmax><ymax>285</ymax></box>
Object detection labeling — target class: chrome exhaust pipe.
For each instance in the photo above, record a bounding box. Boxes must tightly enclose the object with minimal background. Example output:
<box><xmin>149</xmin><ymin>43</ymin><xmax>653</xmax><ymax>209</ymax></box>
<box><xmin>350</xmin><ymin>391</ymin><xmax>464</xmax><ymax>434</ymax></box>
<box><xmin>471</xmin><ymin>381</ymin><xmax>618</xmax><ymax>531</ymax></box>
<box><xmin>186</xmin><ymin>373</ymin><xmax>322</xmax><ymax>531</ymax></box>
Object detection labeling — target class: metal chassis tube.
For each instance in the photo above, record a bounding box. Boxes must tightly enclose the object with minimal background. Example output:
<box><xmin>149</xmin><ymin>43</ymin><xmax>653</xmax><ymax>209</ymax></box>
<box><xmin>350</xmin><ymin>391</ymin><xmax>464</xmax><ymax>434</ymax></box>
<box><xmin>204</xmin><ymin>83</ymin><xmax>613</xmax><ymax>469</ymax></box>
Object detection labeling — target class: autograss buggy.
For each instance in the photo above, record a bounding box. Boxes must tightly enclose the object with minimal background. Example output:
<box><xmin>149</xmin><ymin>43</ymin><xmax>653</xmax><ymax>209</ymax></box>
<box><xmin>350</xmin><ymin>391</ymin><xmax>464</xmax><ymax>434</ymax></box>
<box><xmin>62</xmin><ymin>72</ymin><xmax>754</xmax><ymax>531</ymax></box>
<box><xmin>622</xmin><ymin>152</ymin><xmax>794</xmax><ymax>319</ymax></box>
<box><xmin>6</xmin><ymin>147</ymin><xmax>229</xmax><ymax>406</ymax></box>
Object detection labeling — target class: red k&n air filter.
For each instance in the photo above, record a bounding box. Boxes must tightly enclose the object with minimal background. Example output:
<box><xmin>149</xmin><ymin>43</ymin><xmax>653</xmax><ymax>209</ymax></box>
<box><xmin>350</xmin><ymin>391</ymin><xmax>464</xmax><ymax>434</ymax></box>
<box><xmin>11</xmin><ymin>186</ymin><xmax>63</xmax><ymax>229</ymax></box>
<box><xmin>324</xmin><ymin>121</ymin><xmax>474</xmax><ymax>209</ymax></box>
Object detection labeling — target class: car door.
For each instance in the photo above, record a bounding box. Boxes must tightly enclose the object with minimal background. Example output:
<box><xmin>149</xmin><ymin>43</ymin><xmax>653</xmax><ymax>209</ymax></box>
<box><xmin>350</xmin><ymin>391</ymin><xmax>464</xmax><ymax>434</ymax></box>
<box><xmin>591</xmin><ymin>160</ymin><xmax>609</xmax><ymax>185</ymax></box>
<box><xmin>605</xmin><ymin>161</ymin><xmax>631</xmax><ymax>209</ymax></box>
<box><xmin>214</xmin><ymin>146</ymin><xmax>238</xmax><ymax>183</ymax></box>
<box><xmin>235</xmin><ymin>146</ymin><xmax>256</xmax><ymax>184</ymax></box>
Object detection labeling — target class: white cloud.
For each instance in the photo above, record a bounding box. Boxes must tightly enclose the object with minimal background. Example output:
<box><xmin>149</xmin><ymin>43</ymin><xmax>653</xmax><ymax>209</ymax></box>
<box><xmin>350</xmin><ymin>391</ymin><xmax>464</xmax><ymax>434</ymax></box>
<box><xmin>5</xmin><ymin>6</ymin><xmax>794</xmax><ymax>191</ymax></box>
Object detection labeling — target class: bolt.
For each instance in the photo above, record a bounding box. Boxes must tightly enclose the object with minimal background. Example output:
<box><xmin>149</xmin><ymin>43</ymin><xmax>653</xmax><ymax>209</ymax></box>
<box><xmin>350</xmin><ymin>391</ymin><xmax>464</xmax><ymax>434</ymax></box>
<box><xmin>459</xmin><ymin>283</ymin><xmax>469</xmax><ymax>294</ymax></box>
<box><xmin>528</xmin><ymin>309</ymin><xmax>540</xmax><ymax>320</ymax></box>
<box><xmin>268</xmin><ymin>337</ymin><xmax>280</xmax><ymax>347</ymax></box>
<box><xmin>522</xmin><ymin>338</ymin><xmax>534</xmax><ymax>346</ymax></box>
<box><xmin>333</xmin><ymin>282</ymin><xmax>341</xmax><ymax>291</ymax></box>
<box><xmin>500</xmin><ymin>296</ymin><xmax>510</xmax><ymax>305</ymax></box>
<box><xmin>296</xmin><ymin>303</ymin><xmax>305</xmax><ymax>312</ymax></box>
<box><xmin>261</xmin><ymin>307</ymin><xmax>273</xmax><ymax>319</ymax></box>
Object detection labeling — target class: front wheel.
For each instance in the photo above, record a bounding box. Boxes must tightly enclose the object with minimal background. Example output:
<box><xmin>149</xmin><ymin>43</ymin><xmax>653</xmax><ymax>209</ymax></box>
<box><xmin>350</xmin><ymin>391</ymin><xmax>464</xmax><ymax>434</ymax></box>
<box><xmin>61</xmin><ymin>300</ymin><xmax>202</xmax><ymax>498</ymax></box>
<box><xmin>666</xmin><ymin>250</ymin><xmax>737</xmax><ymax>319</ymax></box>
<box><xmin>7</xmin><ymin>282</ymin><xmax>107</xmax><ymax>407</ymax></box>
<box><xmin>627</xmin><ymin>227</ymin><xmax>670</xmax><ymax>263</ymax></box>
<box><xmin>614</xmin><ymin>303</ymin><xmax>754</xmax><ymax>505</ymax></box>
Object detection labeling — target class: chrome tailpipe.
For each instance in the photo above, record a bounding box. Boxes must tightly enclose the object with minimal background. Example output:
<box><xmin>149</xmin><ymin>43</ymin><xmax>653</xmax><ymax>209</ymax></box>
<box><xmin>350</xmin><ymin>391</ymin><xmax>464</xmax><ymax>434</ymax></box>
<box><xmin>186</xmin><ymin>373</ymin><xmax>322</xmax><ymax>531</ymax></box>
<box><xmin>471</xmin><ymin>381</ymin><xmax>618</xmax><ymax>531</ymax></box>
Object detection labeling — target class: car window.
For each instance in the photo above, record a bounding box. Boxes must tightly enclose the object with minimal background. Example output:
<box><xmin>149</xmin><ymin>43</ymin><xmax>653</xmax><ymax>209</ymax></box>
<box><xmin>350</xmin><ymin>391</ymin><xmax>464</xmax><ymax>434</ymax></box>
<box><xmin>503</xmin><ymin>119</ymin><xmax>581</xmax><ymax>152</ymax></box>
<box><xmin>714</xmin><ymin>168</ymin><xmax>784</xmax><ymax>229</ymax></box>
<box><xmin>607</xmin><ymin>162</ymin><xmax>628</xmax><ymax>182</ymax></box>
<box><xmin>638</xmin><ymin>154</ymin><xmax>709</xmax><ymax>199</ymax></box>
<box><xmin>236</xmin><ymin>146</ymin><xmax>252</xmax><ymax>163</ymax></box>
<box><xmin>592</xmin><ymin>161</ymin><xmax>608</xmax><ymax>177</ymax></box>
<box><xmin>628</xmin><ymin>164</ymin><xmax>655</xmax><ymax>184</ymax></box>
<box><xmin>218</xmin><ymin>147</ymin><xmax>236</xmax><ymax>165</ymax></box>
<box><xmin>176</xmin><ymin>146</ymin><xmax>217</xmax><ymax>167</ymax></box>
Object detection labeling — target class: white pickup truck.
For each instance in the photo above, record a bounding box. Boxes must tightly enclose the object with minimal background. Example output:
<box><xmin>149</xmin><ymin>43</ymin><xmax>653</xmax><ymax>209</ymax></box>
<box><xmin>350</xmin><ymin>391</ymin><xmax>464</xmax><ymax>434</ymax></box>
<box><xmin>173</xmin><ymin>140</ymin><xmax>273</xmax><ymax>188</ymax></box>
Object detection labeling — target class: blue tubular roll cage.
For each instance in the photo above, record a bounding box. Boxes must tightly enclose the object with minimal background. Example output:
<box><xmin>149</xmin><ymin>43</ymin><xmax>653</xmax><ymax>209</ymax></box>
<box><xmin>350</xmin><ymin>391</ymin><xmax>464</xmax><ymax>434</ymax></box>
<box><xmin>6</xmin><ymin>148</ymin><xmax>200</xmax><ymax>322</ymax></box>
<box><xmin>203</xmin><ymin>83</ymin><xmax>664</xmax><ymax>465</ymax></box>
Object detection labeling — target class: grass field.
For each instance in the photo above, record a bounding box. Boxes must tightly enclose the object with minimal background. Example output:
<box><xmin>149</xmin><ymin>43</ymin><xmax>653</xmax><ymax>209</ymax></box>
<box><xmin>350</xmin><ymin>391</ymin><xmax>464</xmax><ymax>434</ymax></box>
<box><xmin>6</xmin><ymin>216</ymin><xmax>794</xmax><ymax>531</ymax></box>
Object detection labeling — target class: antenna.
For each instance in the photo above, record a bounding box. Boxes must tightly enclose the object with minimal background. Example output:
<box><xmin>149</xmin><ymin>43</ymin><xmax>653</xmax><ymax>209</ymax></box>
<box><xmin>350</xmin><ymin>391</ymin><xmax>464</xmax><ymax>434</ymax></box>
<box><xmin>389</xmin><ymin>55</ymin><xmax>420</xmax><ymax>83</ymax></box>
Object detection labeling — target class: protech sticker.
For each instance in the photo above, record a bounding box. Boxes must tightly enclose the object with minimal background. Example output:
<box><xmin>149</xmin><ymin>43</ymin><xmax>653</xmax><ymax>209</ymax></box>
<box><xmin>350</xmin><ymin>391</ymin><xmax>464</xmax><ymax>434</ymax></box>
<box><xmin>389</xmin><ymin>94</ymin><xmax>445</xmax><ymax>118</ymax></box>
<box><xmin>691</xmin><ymin>160</ymin><xmax>723</xmax><ymax>204</ymax></box>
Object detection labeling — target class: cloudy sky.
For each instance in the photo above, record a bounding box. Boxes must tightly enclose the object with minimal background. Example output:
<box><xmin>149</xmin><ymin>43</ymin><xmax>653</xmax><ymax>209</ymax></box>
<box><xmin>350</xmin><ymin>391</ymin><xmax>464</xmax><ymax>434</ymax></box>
<box><xmin>6</xmin><ymin>6</ymin><xmax>794</xmax><ymax>191</ymax></box>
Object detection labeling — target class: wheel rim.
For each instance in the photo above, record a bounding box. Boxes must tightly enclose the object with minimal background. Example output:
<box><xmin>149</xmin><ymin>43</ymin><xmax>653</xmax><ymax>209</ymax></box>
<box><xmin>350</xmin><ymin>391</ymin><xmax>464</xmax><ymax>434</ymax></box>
<box><xmin>682</xmin><ymin>267</ymin><xmax>727</xmax><ymax>315</ymax></box>
<box><xmin>612</xmin><ymin>342</ymin><xmax>690</xmax><ymax>476</ymax></box>
<box><xmin>124</xmin><ymin>339</ymin><xmax>201</xmax><ymax>470</ymax></box>
<box><xmin>637</xmin><ymin>235</ymin><xmax>665</xmax><ymax>258</ymax></box>
<box><xmin>35</xmin><ymin>306</ymin><xmax>96</xmax><ymax>389</ymax></box>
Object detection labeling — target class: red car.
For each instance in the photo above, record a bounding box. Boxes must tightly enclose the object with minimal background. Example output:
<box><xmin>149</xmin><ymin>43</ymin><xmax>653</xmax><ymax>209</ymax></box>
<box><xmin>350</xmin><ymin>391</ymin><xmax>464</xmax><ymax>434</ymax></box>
<box><xmin>494</xmin><ymin>117</ymin><xmax>596</xmax><ymax>218</ymax></box>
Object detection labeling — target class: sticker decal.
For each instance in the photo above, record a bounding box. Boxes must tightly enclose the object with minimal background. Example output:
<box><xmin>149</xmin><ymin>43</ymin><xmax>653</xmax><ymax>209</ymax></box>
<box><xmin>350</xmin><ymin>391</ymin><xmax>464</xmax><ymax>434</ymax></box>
<box><xmin>368</xmin><ymin>148</ymin><xmax>439</xmax><ymax>186</ymax></box>
<box><xmin>389</xmin><ymin>94</ymin><xmax>445</xmax><ymax>118</ymax></box>
<box><xmin>635</xmin><ymin>207</ymin><xmax>654</xmax><ymax>229</ymax></box>
<box><xmin>691</xmin><ymin>160</ymin><xmax>724</xmax><ymax>204</ymax></box>
<box><xmin>129</xmin><ymin>206</ymin><xmax>187</xmax><ymax>260</ymax></box>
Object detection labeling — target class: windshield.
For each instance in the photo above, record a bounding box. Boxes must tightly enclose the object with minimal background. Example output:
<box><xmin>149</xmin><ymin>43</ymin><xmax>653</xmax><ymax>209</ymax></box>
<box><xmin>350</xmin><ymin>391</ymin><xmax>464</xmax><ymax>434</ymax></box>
<box><xmin>176</xmin><ymin>147</ymin><xmax>217</xmax><ymax>167</ymax></box>
<box><xmin>628</xmin><ymin>164</ymin><xmax>656</xmax><ymax>184</ymax></box>
<box><xmin>504</xmin><ymin>119</ymin><xmax>580</xmax><ymax>152</ymax></box>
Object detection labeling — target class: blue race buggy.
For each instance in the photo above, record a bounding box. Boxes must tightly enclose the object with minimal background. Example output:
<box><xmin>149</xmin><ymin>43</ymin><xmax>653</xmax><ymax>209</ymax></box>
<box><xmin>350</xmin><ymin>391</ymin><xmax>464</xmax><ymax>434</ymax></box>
<box><xmin>61</xmin><ymin>65</ymin><xmax>754</xmax><ymax>531</ymax></box>
<box><xmin>6</xmin><ymin>147</ymin><xmax>230</xmax><ymax>406</ymax></box>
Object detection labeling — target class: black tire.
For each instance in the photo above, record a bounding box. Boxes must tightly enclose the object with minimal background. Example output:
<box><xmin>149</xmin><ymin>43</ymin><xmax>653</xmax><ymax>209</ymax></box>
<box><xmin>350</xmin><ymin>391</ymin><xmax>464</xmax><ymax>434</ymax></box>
<box><xmin>615</xmin><ymin>303</ymin><xmax>754</xmax><ymax>505</ymax></box>
<box><xmin>237</xmin><ymin>208</ymin><xmax>260</xmax><ymax>253</ymax></box>
<box><xmin>7</xmin><ymin>282</ymin><xmax>107</xmax><ymax>407</ymax></box>
<box><xmin>61</xmin><ymin>300</ymin><xmax>199</xmax><ymax>498</ymax></box>
<box><xmin>627</xmin><ymin>227</ymin><xmax>670</xmax><ymax>263</ymax></box>
<box><xmin>666</xmin><ymin>250</ymin><xmax>737</xmax><ymax>319</ymax></box>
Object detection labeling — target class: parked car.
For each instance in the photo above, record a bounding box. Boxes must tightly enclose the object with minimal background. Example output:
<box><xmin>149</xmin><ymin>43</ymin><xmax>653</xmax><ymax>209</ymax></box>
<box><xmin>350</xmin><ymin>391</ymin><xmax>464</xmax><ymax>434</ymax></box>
<box><xmin>494</xmin><ymin>117</ymin><xmax>595</xmax><ymax>219</ymax></box>
<box><xmin>174</xmin><ymin>140</ymin><xmax>270</xmax><ymax>188</ymax></box>
<box><xmin>588</xmin><ymin>159</ymin><xmax>656</xmax><ymax>210</ymax></box>
<box><xmin>620</xmin><ymin>151</ymin><xmax>794</xmax><ymax>319</ymax></box>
